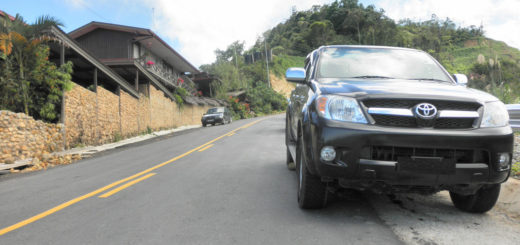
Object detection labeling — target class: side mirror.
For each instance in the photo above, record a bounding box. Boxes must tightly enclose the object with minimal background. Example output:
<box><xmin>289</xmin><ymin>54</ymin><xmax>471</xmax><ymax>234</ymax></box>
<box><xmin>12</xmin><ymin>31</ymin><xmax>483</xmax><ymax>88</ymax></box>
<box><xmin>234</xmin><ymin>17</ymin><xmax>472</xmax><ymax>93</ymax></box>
<box><xmin>453</xmin><ymin>74</ymin><xmax>468</xmax><ymax>87</ymax></box>
<box><xmin>285</xmin><ymin>67</ymin><xmax>306</xmax><ymax>83</ymax></box>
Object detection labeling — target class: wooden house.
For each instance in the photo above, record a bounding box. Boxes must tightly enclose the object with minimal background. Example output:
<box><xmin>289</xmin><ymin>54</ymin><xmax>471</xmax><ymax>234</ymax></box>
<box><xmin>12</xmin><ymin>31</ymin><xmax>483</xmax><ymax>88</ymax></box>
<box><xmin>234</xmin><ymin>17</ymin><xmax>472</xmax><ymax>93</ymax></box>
<box><xmin>69</xmin><ymin>22</ymin><xmax>200</xmax><ymax>99</ymax></box>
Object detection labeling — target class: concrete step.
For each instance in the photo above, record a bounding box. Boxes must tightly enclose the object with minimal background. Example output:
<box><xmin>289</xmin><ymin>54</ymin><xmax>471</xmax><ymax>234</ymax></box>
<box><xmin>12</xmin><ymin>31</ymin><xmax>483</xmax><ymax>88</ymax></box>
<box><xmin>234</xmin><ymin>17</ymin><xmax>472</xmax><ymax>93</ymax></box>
<box><xmin>0</xmin><ymin>158</ymin><xmax>33</xmax><ymax>171</ymax></box>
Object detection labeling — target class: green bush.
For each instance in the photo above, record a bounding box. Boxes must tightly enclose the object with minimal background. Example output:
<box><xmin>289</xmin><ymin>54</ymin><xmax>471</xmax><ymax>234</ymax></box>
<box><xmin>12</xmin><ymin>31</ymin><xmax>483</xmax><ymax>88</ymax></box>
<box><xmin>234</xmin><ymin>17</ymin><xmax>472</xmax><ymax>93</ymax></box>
<box><xmin>512</xmin><ymin>162</ymin><xmax>520</xmax><ymax>177</ymax></box>
<box><xmin>227</xmin><ymin>96</ymin><xmax>249</xmax><ymax>120</ymax></box>
<box><xmin>173</xmin><ymin>87</ymin><xmax>188</xmax><ymax>106</ymax></box>
<box><xmin>246</xmin><ymin>82</ymin><xmax>288</xmax><ymax>114</ymax></box>
<box><xmin>113</xmin><ymin>131</ymin><xmax>122</xmax><ymax>142</ymax></box>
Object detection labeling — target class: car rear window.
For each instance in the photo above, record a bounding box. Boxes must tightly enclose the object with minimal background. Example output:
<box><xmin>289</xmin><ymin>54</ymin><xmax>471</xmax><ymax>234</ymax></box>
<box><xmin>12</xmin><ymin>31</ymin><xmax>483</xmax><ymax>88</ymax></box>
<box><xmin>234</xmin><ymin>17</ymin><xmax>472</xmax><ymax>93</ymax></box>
<box><xmin>207</xmin><ymin>108</ymin><xmax>224</xmax><ymax>113</ymax></box>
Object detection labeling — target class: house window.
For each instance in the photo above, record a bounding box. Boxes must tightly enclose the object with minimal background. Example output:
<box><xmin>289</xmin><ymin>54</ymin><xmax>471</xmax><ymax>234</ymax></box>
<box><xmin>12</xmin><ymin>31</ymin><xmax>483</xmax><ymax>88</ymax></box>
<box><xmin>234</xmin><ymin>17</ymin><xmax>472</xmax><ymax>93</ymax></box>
<box><xmin>133</xmin><ymin>43</ymin><xmax>140</xmax><ymax>59</ymax></box>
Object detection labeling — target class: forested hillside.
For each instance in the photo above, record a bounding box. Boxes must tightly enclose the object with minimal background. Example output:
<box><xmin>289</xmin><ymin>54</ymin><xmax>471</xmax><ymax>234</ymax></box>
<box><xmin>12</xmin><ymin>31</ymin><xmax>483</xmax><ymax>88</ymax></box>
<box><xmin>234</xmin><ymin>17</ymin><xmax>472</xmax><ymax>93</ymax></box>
<box><xmin>201</xmin><ymin>0</ymin><xmax>520</xmax><ymax>118</ymax></box>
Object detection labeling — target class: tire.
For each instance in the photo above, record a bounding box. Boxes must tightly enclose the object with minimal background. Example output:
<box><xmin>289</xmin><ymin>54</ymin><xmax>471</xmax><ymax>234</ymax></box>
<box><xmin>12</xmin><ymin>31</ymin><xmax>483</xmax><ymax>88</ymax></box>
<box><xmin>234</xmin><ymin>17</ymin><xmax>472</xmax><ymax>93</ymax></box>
<box><xmin>285</xmin><ymin>111</ymin><xmax>291</xmax><ymax>146</ymax></box>
<box><xmin>296</xmin><ymin>137</ymin><xmax>328</xmax><ymax>209</ymax></box>
<box><xmin>286</xmin><ymin>147</ymin><xmax>295</xmax><ymax>171</ymax></box>
<box><xmin>449</xmin><ymin>184</ymin><xmax>501</xmax><ymax>213</ymax></box>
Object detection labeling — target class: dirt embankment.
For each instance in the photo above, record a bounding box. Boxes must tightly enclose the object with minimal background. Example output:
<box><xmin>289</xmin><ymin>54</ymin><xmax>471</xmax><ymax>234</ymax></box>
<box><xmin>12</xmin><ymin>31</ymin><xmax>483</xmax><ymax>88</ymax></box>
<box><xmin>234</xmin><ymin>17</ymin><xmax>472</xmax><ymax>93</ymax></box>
<box><xmin>270</xmin><ymin>74</ymin><xmax>295</xmax><ymax>98</ymax></box>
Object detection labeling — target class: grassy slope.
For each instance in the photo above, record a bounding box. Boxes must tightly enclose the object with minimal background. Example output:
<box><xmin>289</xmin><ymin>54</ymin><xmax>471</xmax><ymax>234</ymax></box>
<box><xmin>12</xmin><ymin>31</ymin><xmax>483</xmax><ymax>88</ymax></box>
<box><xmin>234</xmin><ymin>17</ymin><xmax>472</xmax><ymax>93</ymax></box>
<box><xmin>440</xmin><ymin>38</ymin><xmax>520</xmax><ymax>74</ymax></box>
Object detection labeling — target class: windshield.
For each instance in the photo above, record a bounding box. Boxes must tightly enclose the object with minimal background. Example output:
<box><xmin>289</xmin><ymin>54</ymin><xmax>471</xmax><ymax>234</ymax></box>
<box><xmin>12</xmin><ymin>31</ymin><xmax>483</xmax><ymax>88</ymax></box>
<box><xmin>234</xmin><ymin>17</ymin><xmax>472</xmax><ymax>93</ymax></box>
<box><xmin>317</xmin><ymin>47</ymin><xmax>452</xmax><ymax>82</ymax></box>
<box><xmin>207</xmin><ymin>108</ymin><xmax>224</xmax><ymax>114</ymax></box>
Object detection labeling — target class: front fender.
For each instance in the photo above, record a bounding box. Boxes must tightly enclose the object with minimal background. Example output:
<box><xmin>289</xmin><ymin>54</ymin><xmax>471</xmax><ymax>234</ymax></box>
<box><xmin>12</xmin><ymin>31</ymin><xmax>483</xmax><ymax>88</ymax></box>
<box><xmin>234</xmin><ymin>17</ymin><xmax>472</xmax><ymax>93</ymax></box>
<box><xmin>301</xmin><ymin>101</ymin><xmax>321</xmax><ymax>176</ymax></box>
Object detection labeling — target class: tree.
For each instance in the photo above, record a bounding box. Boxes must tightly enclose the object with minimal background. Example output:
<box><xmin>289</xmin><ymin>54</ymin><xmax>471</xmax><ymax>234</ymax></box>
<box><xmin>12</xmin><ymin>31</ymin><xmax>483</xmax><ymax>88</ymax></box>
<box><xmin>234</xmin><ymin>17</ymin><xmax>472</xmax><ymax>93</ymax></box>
<box><xmin>0</xmin><ymin>13</ymin><xmax>72</xmax><ymax>122</ymax></box>
<box><xmin>1</xmin><ymin>14</ymin><xmax>64</xmax><ymax>114</ymax></box>
<box><xmin>306</xmin><ymin>20</ymin><xmax>335</xmax><ymax>48</ymax></box>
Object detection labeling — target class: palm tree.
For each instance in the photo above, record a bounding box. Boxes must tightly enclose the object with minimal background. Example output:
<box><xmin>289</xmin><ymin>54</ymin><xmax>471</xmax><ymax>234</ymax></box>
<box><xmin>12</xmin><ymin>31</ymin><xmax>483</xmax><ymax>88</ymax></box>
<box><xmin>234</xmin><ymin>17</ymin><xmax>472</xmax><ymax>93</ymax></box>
<box><xmin>0</xmin><ymin>13</ymin><xmax>63</xmax><ymax>114</ymax></box>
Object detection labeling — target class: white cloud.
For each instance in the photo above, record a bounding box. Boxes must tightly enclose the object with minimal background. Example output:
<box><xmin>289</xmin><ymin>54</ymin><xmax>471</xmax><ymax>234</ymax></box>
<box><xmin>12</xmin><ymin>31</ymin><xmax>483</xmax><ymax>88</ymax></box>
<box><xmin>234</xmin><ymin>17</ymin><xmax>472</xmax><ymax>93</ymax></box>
<box><xmin>147</xmin><ymin>0</ymin><xmax>333</xmax><ymax>67</ymax></box>
<box><xmin>142</xmin><ymin>0</ymin><xmax>520</xmax><ymax>67</ymax></box>
<box><xmin>376</xmin><ymin>0</ymin><xmax>520</xmax><ymax>50</ymax></box>
<box><xmin>64</xmin><ymin>0</ymin><xmax>87</xmax><ymax>8</ymax></box>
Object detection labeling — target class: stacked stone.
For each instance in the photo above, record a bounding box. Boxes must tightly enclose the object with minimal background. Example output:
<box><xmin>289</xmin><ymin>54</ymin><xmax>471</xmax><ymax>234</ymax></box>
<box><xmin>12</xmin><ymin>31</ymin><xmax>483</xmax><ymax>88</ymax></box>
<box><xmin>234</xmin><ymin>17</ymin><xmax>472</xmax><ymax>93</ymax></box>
<box><xmin>120</xmin><ymin>90</ymin><xmax>139</xmax><ymax>137</ymax></box>
<box><xmin>97</xmin><ymin>86</ymin><xmax>120</xmax><ymax>144</ymax></box>
<box><xmin>0</xmin><ymin>110</ymin><xmax>63</xmax><ymax>164</ymax></box>
<box><xmin>64</xmin><ymin>84</ymin><xmax>97</xmax><ymax>148</ymax></box>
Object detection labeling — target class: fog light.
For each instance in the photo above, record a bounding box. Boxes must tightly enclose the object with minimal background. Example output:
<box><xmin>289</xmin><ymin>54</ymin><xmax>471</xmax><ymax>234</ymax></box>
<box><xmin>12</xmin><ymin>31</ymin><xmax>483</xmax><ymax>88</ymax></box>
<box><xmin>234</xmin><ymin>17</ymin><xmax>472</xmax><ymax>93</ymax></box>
<box><xmin>320</xmin><ymin>146</ymin><xmax>336</xmax><ymax>161</ymax></box>
<box><xmin>497</xmin><ymin>153</ymin><xmax>511</xmax><ymax>171</ymax></box>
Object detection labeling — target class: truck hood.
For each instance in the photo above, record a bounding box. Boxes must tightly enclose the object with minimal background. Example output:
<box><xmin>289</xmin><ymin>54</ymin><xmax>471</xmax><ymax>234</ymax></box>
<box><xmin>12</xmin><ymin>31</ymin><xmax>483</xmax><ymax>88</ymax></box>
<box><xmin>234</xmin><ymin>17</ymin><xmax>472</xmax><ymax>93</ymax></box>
<box><xmin>316</xmin><ymin>78</ymin><xmax>498</xmax><ymax>102</ymax></box>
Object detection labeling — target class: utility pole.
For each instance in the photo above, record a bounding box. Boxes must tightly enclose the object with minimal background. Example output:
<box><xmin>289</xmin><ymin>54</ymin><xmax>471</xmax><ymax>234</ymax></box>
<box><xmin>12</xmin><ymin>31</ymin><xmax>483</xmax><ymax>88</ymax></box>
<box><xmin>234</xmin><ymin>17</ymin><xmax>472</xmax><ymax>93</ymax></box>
<box><xmin>234</xmin><ymin>46</ymin><xmax>243</xmax><ymax>89</ymax></box>
<box><xmin>264</xmin><ymin>39</ymin><xmax>270</xmax><ymax>88</ymax></box>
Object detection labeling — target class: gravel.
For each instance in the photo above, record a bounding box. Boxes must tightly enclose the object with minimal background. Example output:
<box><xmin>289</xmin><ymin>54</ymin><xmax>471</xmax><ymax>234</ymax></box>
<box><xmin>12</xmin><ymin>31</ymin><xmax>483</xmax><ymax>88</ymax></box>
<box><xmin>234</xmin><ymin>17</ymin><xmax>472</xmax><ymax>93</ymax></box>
<box><xmin>368</xmin><ymin>192</ymin><xmax>520</xmax><ymax>245</ymax></box>
<box><xmin>365</xmin><ymin>133</ymin><xmax>520</xmax><ymax>245</ymax></box>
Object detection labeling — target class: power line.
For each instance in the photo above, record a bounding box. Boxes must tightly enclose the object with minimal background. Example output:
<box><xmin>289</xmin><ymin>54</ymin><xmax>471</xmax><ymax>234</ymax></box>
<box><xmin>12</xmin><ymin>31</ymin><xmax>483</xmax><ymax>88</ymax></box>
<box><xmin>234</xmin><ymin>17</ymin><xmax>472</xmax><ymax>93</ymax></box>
<box><xmin>76</xmin><ymin>1</ymin><xmax>111</xmax><ymax>22</ymax></box>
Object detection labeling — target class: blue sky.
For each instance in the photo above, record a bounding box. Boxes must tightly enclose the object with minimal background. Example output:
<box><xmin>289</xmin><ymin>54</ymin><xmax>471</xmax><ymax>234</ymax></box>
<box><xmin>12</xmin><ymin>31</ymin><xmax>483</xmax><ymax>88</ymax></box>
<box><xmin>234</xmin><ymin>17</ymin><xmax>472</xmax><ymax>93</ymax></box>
<box><xmin>2</xmin><ymin>0</ymin><xmax>182</xmax><ymax>55</ymax></box>
<box><xmin>3</xmin><ymin>0</ymin><xmax>518</xmax><ymax>67</ymax></box>
<box><xmin>3</xmin><ymin>0</ymin><xmax>153</xmax><ymax>30</ymax></box>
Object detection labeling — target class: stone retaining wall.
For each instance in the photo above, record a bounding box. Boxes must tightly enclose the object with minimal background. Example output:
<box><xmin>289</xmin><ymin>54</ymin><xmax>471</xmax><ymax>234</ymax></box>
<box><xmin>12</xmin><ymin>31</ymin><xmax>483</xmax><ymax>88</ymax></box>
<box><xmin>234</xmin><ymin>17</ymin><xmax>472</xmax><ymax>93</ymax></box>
<box><xmin>0</xmin><ymin>81</ymin><xmax>218</xmax><ymax>164</ymax></box>
<box><xmin>120</xmin><ymin>90</ymin><xmax>139</xmax><ymax>137</ymax></box>
<box><xmin>64</xmin><ymin>82</ymin><xmax>215</xmax><ymax>148</ymax></box>
<box><xmin>97</xmin><ymin>86</ymin><xmax>120</xmax><ymax>144</ymax></box>
<box><xmin>64</xmin><ymin>84</ymin><xmax>97</xmax><ymax>147</ymax></box>
<box><xmin>150</xmin><ymin>85</ymin><xmax>176</xmax><ymax>130</ymax></box>
<box><xmin>0</xmin><ymin>111</ymin><xmax>64</xmax><ymax>164</ymax></box>
<box><xmin>138</xmin><ymin>94</ymin><xmax>151</xmax><ymax>133</ymax></box>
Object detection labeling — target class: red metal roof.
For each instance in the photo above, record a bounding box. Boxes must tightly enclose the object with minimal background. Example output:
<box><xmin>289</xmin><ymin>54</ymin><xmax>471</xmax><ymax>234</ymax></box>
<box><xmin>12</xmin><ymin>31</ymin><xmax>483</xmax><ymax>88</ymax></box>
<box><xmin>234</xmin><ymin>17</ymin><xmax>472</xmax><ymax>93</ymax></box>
<box><xmin>0</xmin><ymin>10</ymin><xmax>18</xmax><ymax>21</ymax></box>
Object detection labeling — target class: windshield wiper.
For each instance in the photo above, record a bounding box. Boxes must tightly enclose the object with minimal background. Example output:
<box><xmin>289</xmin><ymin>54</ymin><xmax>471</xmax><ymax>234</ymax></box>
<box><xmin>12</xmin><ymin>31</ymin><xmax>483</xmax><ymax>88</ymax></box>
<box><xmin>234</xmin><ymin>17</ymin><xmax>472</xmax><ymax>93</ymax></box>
<box><xmin>350</xmin><ymin>75</ymin><xmax>394</xmax><ymax>79</ymax></box>
<box><xmin>406</xmin><ymin>78</ymin><xmax>449</xmax><ymax>83</ymax></box>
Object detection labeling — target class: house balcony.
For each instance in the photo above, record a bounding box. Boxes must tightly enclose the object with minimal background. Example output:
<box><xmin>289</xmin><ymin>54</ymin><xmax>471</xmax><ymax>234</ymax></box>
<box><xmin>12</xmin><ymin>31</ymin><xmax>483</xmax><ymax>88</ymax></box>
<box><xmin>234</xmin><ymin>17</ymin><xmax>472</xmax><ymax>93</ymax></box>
<box><xmin>138</xmin><ymin>59</ymin><xmax>197</xmax><ymax>94</ymax></box>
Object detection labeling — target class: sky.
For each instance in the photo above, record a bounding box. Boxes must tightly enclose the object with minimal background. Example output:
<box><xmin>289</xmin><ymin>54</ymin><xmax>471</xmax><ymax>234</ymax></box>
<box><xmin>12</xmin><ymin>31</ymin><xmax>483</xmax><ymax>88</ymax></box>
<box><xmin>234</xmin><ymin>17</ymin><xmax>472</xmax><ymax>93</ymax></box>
<box><xmin>2</xmin><ymin>0</ymin><xmax>519</xmax><ymax>68</ymax></box>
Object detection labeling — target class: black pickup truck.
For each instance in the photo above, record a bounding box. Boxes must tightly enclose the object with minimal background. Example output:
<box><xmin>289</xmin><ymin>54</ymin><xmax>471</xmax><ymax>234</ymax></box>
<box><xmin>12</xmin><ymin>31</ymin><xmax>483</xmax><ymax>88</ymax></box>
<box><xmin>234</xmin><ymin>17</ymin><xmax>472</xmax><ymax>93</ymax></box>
<box><xmin>285</xmin><ymin>45</ymin><xmax>513</xmax><ymax>212</ymax></box>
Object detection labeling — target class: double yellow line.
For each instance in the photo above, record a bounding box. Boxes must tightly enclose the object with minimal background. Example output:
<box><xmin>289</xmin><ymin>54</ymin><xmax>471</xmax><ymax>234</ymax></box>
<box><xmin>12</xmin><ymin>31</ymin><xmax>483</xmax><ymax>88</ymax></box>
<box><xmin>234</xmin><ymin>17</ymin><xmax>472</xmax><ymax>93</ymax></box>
<box><xmin>0</xmin><ymin>119</ymin><xmax>263</xmax><ymax>236</ymax></box>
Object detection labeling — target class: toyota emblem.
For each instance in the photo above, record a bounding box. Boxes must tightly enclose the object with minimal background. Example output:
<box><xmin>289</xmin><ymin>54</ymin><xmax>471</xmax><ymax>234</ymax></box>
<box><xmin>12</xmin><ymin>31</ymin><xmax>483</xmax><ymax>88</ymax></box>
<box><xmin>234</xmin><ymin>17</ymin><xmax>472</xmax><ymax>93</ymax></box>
<box><xmin>415</xmin><ymin>103</ymin><xmax>437</xmax><ymax>119</ymax></box>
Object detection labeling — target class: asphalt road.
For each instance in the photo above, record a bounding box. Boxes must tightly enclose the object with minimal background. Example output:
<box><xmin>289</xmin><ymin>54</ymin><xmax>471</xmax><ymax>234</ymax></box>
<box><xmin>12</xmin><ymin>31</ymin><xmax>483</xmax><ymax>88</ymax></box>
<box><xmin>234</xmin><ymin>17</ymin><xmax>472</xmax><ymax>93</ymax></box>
<box><xmin>0</xmin><ymin>115</ymin><xmax>402</xmax><ymax>245</ymax></box>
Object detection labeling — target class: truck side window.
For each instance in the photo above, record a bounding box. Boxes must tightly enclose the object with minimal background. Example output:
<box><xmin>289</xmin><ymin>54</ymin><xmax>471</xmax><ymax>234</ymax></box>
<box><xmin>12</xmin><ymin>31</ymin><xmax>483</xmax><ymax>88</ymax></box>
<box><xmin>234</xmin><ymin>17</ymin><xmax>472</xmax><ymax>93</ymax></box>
<box><xmin>304</xmin><ymin>60</ymin><xmax>312</xmax><ymax>81</ymax></box>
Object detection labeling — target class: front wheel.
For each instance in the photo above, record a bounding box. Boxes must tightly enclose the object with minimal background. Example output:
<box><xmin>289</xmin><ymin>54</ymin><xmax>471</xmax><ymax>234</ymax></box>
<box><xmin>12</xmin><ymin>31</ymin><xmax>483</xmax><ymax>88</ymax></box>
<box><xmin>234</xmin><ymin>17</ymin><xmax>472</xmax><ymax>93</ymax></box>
<box><xmin>296</xmin><ymin>138</ymin><xmax>328</xmax><ymax>209</ymax></box>
<box><xmin>449</xmin><ymin>184</ymin><xmax>501</xmax><ymax>213</ymax></box>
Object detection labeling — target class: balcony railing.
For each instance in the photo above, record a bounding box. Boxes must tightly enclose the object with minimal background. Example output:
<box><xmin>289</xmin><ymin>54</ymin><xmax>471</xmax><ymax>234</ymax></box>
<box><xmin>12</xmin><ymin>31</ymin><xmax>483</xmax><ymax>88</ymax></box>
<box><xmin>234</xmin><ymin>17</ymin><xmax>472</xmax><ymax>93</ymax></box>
<box><xmin>137</xmin><ymin>58</ymin><xmax>197</xmax><ymax>94</ymax></box>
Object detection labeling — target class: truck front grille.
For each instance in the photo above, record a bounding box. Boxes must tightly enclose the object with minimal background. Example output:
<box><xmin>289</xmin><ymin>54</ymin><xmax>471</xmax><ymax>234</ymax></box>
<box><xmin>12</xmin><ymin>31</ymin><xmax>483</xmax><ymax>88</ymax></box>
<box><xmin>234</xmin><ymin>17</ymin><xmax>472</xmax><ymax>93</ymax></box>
<box><xmin>370</xmin><ymin>115</ymin><xmax>476</xmax><ymax>129</ymax></box>
<box><xmin>362</xmin><ymin>99</ymin><xmax>481</xmax><ymax>129</ymax></box>
<box><xmin>371</xmin><ymin>115</ymin><xmax>417</xmax><ymax>127</ymax></box>
<box><xmin>362</xmin><ymin>99</ymin><xmax>482</xmax><ymax>111</ymax></box>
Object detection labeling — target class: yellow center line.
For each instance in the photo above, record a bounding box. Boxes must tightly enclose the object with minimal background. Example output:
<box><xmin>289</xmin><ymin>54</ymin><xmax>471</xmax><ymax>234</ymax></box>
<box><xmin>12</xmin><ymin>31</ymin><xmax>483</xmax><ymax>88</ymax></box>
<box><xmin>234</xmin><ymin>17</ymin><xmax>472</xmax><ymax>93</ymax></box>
<box><xmin>197</xmin><ymin>144</ymin><xmax>214</xmax><ymax>152</ymax></box>
<box><xmin>227</xmin><ymin>132</ymin><xmax>235</xmax><ymax>136</ymax></box>
<box><xmin>0</xmin><ymin>118</ymin><xmax>264</xmax><ymax>236</ymax></box>
<box><xmin>99</xmin><ymin>173</ymin><xmax>156</xmax><ymax>198</ymax></box>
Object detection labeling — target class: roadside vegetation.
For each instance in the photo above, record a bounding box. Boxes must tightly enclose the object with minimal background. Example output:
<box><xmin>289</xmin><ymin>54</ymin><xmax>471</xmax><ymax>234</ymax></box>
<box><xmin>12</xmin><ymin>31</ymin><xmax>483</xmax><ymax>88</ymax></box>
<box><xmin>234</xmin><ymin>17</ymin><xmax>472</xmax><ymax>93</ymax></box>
<box><xmin>202</xmin><ymin>0</ymin><xmax>520</xmax><ymax>120</ymax></box>
<box><xmin>0</xmin><ymin>14</ymin><xmax>73</xmax><ymax>123</ymax></box>
<box><xmin>200</xmin><ymin>41</ymin><xmax>290</xmax><ymax>120</ymax></box>
<box><xmin>512</xmin><ymin>161</ymin><xmax>520</xmax><ymax>178</ymax></box>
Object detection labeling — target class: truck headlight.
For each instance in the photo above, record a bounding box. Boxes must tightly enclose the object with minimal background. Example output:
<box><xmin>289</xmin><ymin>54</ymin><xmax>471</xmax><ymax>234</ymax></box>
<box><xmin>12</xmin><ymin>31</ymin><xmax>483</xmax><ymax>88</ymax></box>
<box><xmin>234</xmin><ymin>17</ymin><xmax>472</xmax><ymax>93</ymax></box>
<box><xmin>316</xmin><ymin>96</ymin><xmax>367</xmax><ymax>123</ymax></box>
<box><xmin>480</xmin><ymin>101</ymin><xmax>509</xmax><ymax>128</ymax></box>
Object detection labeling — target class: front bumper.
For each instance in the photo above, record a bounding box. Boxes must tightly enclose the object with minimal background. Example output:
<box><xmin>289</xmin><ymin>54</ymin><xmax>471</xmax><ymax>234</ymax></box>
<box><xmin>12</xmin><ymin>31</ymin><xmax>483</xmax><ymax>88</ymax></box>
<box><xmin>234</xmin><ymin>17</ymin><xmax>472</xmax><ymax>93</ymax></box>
<box><xmin>304</xmin><ymin>118</ymin><xmax>514</xmax><ymax>187</ymax></box>
<box><xmin>202</xmin><ymin>117</ymin><xmax>224</xmax><ymax>124</ymax></box>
